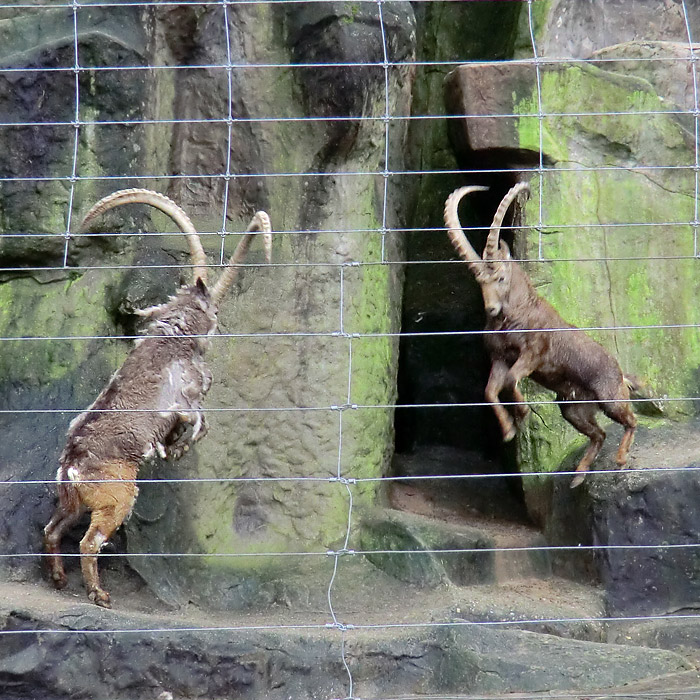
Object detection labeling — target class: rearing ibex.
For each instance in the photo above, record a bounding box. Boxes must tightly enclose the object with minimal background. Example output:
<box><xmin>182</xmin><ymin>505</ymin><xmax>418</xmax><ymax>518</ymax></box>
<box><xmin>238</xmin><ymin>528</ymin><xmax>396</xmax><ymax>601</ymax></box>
<box><xmin>444</xmin><ymin>183</ymin><xmax>636</xmax><ymax>488</ymax></box>
<box><xmin>44</xmin><ymin>188</ymin><xmax>272</xmax><ymax>607</ymax></box>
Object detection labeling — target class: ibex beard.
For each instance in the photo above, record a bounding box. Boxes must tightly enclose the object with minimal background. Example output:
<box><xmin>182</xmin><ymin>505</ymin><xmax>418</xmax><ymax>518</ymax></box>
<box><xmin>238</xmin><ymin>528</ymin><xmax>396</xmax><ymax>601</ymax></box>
<box><xmin>444</xmin><ymin>182</ymin><xmax>636</xmax><ymax>488</ymax></box>
<box><xmin>43</xmin><ymin>189</ymin><xmax>271</xmax><ymax>607</ymax></box>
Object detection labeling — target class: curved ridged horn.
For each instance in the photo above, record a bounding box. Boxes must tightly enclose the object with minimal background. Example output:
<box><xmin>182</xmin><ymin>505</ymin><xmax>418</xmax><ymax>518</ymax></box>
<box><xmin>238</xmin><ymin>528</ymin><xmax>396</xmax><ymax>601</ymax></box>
<box><xmin>79</xmin><ymin>188</ymin><xmax>208</xmax><ymax>284</ymax></box>
<box><xmin>483</xmin><ymin>182</ymin><xmax>530</xmax><ymax>262</ymax></box>
<box><xmin>210</xmin><ymin>211</ymin><xmax>272</xmax><ymax>305</ymax></box>
<box><xmin>443</xmin><ymin>185</ymin><xmax>489</xmax><ymax>270</ymax></box>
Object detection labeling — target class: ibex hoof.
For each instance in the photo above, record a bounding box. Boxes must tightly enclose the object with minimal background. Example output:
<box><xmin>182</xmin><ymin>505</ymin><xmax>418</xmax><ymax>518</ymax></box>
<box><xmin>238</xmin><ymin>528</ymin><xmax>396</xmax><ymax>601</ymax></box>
<box><xmin>570</xmin><ymin>474</ymin><xmax>586</xmax><ymax>489</ymax></box>
<box><xmin>503</xmin><ymin>426</ymin><xmax>517</xmax><ymax>442</ymax></box>
<box><xmin>88</xmin><ymin>588</ymin><xmax>112</xmax><ymax>609</ymax></box>
<box><xmin>51</xmin><ymin>572</ymin><xmax>68</xmax><ymax>590</ymax></box>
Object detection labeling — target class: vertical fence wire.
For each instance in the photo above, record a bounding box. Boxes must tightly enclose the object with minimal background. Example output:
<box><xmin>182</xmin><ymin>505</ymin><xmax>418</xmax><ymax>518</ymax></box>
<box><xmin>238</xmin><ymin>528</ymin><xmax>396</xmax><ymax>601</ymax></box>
<box><xmin>2</xmin><ymin>1</ymin><xmax>700</xmax><ymax>699</ymax></box>
<box><xmin>328</xmin><ymin>261</ymin><xmax>358</xmax><ymax>699</ymax></box>
<box><xmin>526</xmin><ymin>0</ymin><xmax>545</xmax><ymax>260</ymax></box>
<box><xmin>681</xmin><ymin>0</ymin><xmax>700</xmax><ymax>257</ymax></box>
<box><xmin>220</xmin><ymin>0</ymin><xmax>236</xmax><ymax>264</ymax></box>
<box><xmin>376</xmin><ymin>0</ymin><xmax>391</xmax><ymax>263</ymax></box>
<box><xmin>62</xmin><ymin>0</ymin><xmax>82</xmax><ymax>267</ymax></box>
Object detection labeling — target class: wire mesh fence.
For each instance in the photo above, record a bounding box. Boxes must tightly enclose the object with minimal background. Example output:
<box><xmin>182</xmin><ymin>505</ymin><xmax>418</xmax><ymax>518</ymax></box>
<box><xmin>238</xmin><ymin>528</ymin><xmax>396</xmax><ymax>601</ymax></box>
<box><xmin>1</xmin><ymin>0</ymin><xmax>700</xmax><ymax>699</ymax></box>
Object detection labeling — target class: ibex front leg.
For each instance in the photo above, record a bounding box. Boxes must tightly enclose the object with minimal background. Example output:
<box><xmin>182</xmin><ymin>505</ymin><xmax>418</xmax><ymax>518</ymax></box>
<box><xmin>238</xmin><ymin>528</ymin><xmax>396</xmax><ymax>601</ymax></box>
<box><xmin>165</xmin><ymin>411</ymin><xmax>208</xmax><ymax>460</ymax></box>
<box><xmin>485</xmin><ymin>360</ymin><xmax>517</xmax><ymax>441</ymax></box>
<box><xmin>503</xmin><ymin>354</ymin><xmax>540</xmax><ymax>427</ymax></box>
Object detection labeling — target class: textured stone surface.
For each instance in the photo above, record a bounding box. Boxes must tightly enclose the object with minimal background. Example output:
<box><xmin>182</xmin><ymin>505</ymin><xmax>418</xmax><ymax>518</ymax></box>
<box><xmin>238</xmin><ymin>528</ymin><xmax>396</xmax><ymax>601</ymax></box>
<box><xmin>542</xmin><ymin>419</ymin><xmax>700</xmax><ymax>618</ymax></box>
<box><xmin>531</xmin><ymin>0</ymin><xmax>700</xmax><ymax>60</ymax></box>
<box><xmin>396</xmin><ymin>0</ymin><xmax>522</xmax><ymax>457</ymax></box>
<box><xmin>361</xmin><ymin>505</ymin><xmax>551</xmax><ymax>588</ymax></box>
<box><xmin>0</xmin><ymin>3</ymin><xmax>416</xmax><ymax>604</ymax></box>
<box><xmin>0</xmin><ymin>580</ymin><xmax>693</xmax><ymax>700</ymax></box>
<box><xmin>438</xmin><ymin>0</ymin><xmax>700</xmax><ymax>628</ymax></box>
<box><xmin>444</xmin><ymin>63</ymin><xmax>542</xmax><ymax>165</ymax></box>
<box><xmin>4</xmin><ymin>2</ymin><xmax>700</xmax><ymax>698</ymax></box>
<box><xmin>444</xmin><ymin>45</ymin><xmax>700</xmax><ymax>495</ymax></box>
<box><xmin>588</xmin><ymin>426</ymin><xmax>700</xmax><ymax>617</ymax></box>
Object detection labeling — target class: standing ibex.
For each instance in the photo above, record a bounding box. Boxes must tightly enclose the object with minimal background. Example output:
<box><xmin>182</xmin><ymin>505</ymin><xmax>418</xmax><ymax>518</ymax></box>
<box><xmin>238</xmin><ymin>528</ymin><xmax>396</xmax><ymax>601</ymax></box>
<box><xmin>444</xmin><ymin>183</ymin><xmax>636</xmax><ymax>488</ymax></box>
<box><xmin>44</xmin><ymin>188</ymin><xmax>272</xmax><ymax>607</ymax></box>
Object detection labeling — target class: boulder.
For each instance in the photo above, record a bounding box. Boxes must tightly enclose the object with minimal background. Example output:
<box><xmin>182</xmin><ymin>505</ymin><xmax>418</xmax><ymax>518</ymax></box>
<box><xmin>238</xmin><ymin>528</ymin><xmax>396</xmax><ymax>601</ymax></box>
<box><xmin>0</xmin><ymin>580</ymin><xmax>693</xmax><ymax>700</ymax></box>
<box><xmin>444</xmin><ymin>46</ymin><xmax>700</xmax><ymax>515</ymax></box>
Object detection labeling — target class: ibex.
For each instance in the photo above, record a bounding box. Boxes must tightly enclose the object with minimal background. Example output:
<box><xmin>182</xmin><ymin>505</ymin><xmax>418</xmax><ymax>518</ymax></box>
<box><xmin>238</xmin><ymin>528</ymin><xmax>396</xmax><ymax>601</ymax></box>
<box><xmin>44</xmin><ymin>188</ymin><xmax>272</xmax><ymax>607</ymax></box>
<box><xmin>444</xmin><ymin>183</ymin><xmax>636</xmax><ymax>488</ymax></box>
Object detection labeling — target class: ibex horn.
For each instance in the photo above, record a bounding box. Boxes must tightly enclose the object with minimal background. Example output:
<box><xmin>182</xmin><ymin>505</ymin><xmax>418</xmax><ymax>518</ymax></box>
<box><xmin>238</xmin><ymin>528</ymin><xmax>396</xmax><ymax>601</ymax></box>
<box><xmin>210</xmin><ymin>211</ymin><xmax>272</xmax><ymax>305</ymax></box>
<box><xmin>444</xmin><ymin>185</ymin><xmax>489</xmax><ymax>271</ymax></box>
<box><xmin>79</xmin><ymin>188</ymin><xmax>208</xmax><ymax>284</ymax></box>
<box><xmin>483</xmin><ymin>182</ymin><xmax>530</xmax><ymax>262</ymax></box>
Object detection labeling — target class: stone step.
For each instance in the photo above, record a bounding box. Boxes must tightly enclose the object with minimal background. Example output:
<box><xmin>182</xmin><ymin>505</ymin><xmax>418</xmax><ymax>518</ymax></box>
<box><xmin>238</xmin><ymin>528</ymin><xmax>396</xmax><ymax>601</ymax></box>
<box><xmin>0</xmin><ymin>580</ymin><xmax>694</xmax><ymax>700</ymax></box>
<box><xmin>361</xmin><ymin>501</ymin><xmax>553</xmax><ymax>587</ymax></box>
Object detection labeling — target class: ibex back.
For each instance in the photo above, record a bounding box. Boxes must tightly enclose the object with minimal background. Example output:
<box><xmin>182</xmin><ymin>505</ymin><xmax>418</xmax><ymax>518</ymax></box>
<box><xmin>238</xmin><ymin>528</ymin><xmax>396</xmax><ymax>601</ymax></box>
<box><xmin>43</xmin><ymin>189</ymin><xmax>272</xmax><ymax>607</ymax></box>
<box><xmin>444</xmin><ymin>183</ymin><xmax>636</xmax><ymax>488</ymax></box>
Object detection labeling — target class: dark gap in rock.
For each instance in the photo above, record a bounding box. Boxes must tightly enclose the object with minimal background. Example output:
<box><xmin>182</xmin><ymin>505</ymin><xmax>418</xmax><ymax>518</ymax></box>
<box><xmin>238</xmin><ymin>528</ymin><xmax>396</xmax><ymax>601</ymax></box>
<box><xmin>393</xmin><ymin>170</ymin><xmax>531</xmax><ymax>528</ymax></box>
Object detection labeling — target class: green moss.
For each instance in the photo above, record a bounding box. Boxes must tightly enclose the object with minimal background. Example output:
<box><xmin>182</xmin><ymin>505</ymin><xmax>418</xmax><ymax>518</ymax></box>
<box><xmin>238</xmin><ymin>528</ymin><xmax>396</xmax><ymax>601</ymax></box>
<box><xmin>185</xmin><ymin>181</ymin><xmax>397</xmax><ymax>563</ymax></box>
<box><xmin>529</xmin><ymin>0</ymin><xmax>551</xmax><ymax>40</ymax></box>
<box><xmin>527</xmin><ymin>171</ymin><xmax>697</xmax><ymax>416</ymax></box>
<box><xmin>513</xmin><ymin>61</ymin><xmax>700</xmax><ymax>483</ymax></box>
<box><xmin>0</xmin><ymin>273</ymin><xmax>123</xmax><ymax>389</ymax></box>
<box><xmin>347</xmin><ymin>240</ymin><xmax>398</xmax><ymax>480</ymax></box>
<box><xmin>516</xmin><ymin>65</ymin><xmax>685</xmax><ymax>170</ymax></box>
<box><xmin>339</xmin><ymin>3</ymin><xmax>360</xmax><ymax>24</ymax></box>
<box><xmin>514</xmin><ymin>98</ymin><xmax>569</xmax><ymax>164</ymax></box>
<box><xmin>513</xmin><ymin>0</ymin><xmax>552</xmax><ymax>58</ymax></box>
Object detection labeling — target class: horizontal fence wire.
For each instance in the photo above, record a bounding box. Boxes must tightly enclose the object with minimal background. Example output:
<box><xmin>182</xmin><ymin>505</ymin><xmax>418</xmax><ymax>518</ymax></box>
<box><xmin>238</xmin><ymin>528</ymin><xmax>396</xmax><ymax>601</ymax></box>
<box><xmin>6</xmin><ymin>463</ymin><xmax>700</xmax><ymax>488</ymax></box>
<box><xmin>0</xmin><ymin>321</ymin><xmax>696</xmax><ymax>341</ymax></box>
<box><xmin>0</xmin><ymin>109</ymin><xmax>695</xmax><ymax>126</ymax></box>
<box><xmin>4</xmin><ymin>613</ymin><xmax>700</xmax><ymax>637</ymax></box>
<box><xmin>1</xmin><ymin>1</ymin><xmax>700</xmax><ymax>700</ymax></box>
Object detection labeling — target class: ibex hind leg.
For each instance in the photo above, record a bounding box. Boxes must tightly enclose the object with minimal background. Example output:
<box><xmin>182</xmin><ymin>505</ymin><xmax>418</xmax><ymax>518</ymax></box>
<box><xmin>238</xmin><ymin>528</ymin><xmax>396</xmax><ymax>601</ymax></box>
<box><xmin>77</xmin><ymin>474</ymin><xmax>137</xmax><ymax>608</ymax></box>
<box><xmin>600</xmin><ymin>397</ymin><xmax>637</xmax><ymax>468</ymax></box>
<box><xmin>79</xmin><ymin>500</ymin><xmax>135</xmax><ymax>608</ymax></box>
<box><xmin>559</xmin><ymin>400</ymin><xmax>606</xmax><ymax>489</ymax></box>
<box><xmin>44</xmin><ymin>483</ymin><xmax>83</xmax><ymax>590</ymax></box>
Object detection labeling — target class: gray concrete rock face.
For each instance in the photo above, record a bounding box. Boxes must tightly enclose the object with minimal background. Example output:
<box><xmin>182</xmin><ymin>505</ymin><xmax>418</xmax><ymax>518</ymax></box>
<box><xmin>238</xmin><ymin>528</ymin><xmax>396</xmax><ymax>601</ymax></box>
<box><xmin>5</xmin><ymin>2</ymin><xmax>700</xmax><ymax>699</ymax></box>
<box><xmin>540</xmin><ymin>421</ymin><xmax>700</xmax><ymax>620</ymax></box>
<box><xmin>0</xmin><ymin>584</ymin><xmax>693</xmax><ymax>700</ymax></box>
<box><xmin>0</xmin><ymin>3</ymin><xmax>416</xmax><ymax>606</ymax></box>
<box><xmin>536</xmin><ymin>0</ymin><xmax>700</xmax><ymax>59</ymax></box>
<box><xmin>0</xmin><ymin>4</ymin><xmax>158</xmax><ymax>586</ymax></box>
<box><xmin>440</xmin><ymin>0</ymin><xmax>700</xmax><ymax>625</ymax></box>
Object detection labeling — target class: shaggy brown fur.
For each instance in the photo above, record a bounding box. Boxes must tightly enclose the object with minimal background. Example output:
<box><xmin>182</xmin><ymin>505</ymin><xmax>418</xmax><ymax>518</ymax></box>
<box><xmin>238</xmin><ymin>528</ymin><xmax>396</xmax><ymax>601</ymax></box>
<box><xmin>444</xmin><ymin>183</ymin><xmax>636</xmax><ymax>488</ymax></box>
<box><xmin>44</xmin><ymin>189</ymin><xmax>271</xmax><ymax>607</ymax></box>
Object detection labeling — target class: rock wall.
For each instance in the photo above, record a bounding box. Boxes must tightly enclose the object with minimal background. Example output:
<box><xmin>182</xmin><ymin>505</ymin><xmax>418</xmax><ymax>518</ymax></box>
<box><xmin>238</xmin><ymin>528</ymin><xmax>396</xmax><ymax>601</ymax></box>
<box><xmin>0</xmin><ymin>2</ymin><xmax>415</xmax><ymax>607</ymax></box>
<box><xmin>440</xmin><ymin>0</ymin><xmax>700</xmax><ymax>616</ymax></box>
<box><xmin>5</xmin><ymin>2</ymin><xmax>700</xmax><ymax>699</ymax></box>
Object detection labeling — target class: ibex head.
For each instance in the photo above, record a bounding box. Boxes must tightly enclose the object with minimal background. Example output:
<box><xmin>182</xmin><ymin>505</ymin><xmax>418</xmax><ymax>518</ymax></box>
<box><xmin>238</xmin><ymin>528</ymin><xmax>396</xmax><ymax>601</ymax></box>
<box><xmin>444</xmin><ymin>182</ymin><xmax>530</xmax><ymax>317</ymax></box>
<box><xmin>134</xmin><ymin>277</ymin><xmax>218</xmax><ymax>343</ymax></box>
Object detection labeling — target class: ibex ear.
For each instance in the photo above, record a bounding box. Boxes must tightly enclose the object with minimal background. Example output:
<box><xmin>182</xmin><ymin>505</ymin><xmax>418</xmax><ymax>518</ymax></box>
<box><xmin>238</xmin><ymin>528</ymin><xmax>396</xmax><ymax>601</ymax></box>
<box><xmin>499</xmin><ymin>240</ymin><xmax>512</xmax><ymax>260</ymax></box>
<box><xmin>134</xmin><ymin>302</ymin><xmax>167</xmax><ymax>318</ymax></box>
<box><xmin>195</xmin><ymin>276</ymin><xmax>209</xmax><ymax>295</ymax></box>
